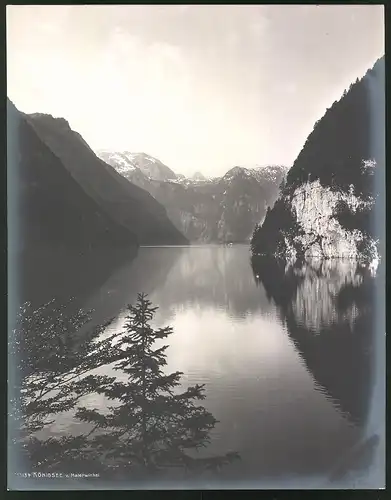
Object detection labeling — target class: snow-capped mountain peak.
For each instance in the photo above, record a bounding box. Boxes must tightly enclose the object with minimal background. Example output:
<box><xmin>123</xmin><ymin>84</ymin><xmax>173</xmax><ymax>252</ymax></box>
<box><xmin>96</xmin><ymin>150</ymin><xmax>177</xmax><ymax>182</ymax></box>
<box><xmin>97</xmin><ymin>150</ymin><xmax>138</xmax><ymax>175</ymax></box>
<box><xmin>220</xmin><ymin>165</ymin><xmax>287</xmax><ymax>184</ymax></box>
<box><xmin>222</xmin><ymin>166</ymin><xmax>251</xmax><ymax>181</ymax></box>
<box><xmin>93</xmin><ymin>149</ymin><xmax>288</xmax><ymax>243</ymax></box>
<box><xmin>250</xmin><ymin>165</ymin><xmax>289</xmax><ymax>184</ymax></box>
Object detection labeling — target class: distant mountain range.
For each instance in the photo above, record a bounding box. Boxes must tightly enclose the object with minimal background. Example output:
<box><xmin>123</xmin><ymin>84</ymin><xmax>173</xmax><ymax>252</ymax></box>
<box><xmin>97</xmin><ymin>149</ymin><xmax>288</xmax><ymax>243</ymax></box>
<box><xmin>251</xmin><ymin>56</ymin><xmax>385</xmax><ymax>263</ymax></box>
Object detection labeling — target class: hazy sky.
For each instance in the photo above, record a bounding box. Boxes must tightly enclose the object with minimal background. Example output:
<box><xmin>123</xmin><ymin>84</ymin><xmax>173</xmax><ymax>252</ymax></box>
<box><xmin>7</xmin><ymin>5</ymin><xmax>384</xmax><ymax>177</ymax></box>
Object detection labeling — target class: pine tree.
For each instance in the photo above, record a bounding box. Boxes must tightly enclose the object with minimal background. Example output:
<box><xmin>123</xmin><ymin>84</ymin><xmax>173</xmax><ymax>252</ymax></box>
<box><xmin>75</xmin><ymin>293</ymin><xmax>239</xmax><ymax>480</ymax></box>
<box><xmin>9</xmin><ymin>298</ymin><xmax>119</xmax><ymax>472</ymax></box>
<box><xmin>12</xmin><ymin>295</ymin><xmax>239</xmax><ymax>482</ymax></box>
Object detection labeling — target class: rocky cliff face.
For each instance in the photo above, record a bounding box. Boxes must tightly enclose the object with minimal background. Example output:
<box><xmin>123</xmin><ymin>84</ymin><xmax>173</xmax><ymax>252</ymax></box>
<box><xmin>251</xmin><ymin>57</ymin><xmax>384</xmax><ymax>264</ymax></box>
<box><xmin>279</xmin><ymin>178</ymin><xmax>377</xmax><ymax>261</ymax></box>
<box><xmin>96</xmin><ymin>150</ymin><xmax>287</xmax><ymax>243</ymax></box>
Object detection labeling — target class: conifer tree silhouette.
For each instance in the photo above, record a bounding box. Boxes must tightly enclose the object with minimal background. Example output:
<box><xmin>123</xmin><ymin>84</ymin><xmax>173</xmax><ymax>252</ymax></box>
<box><xmin>75</xmin><ymin>293</ymin><xmax>239</xmax><ymax>479</ymax></box>
<box><xmin>11</xmin><ymin>295</ymin><xmax>239</xmax><ymax>482</ymax></box>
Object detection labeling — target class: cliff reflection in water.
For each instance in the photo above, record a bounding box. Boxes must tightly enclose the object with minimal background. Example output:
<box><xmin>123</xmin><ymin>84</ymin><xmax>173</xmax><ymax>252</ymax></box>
<box><xmin>251</xmin><ymin>256</ymin><xmax>376</xmax><ymax>427</ymax></box>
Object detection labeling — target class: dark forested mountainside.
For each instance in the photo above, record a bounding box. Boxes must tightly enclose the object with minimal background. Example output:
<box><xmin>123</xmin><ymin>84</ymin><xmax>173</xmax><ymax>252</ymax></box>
<box><xmin>25</xmin><ymin>114</ymin><xmax>188</xmax><ymax>246</ymax></box>
<box><xmin>251</xmin><ymin>56</ymin><xmax>385</xmax><ymax>262</ymax></box>
<box><xmin>7</xmin><ymin>99</ymin><xmax>138</xmax><ymax>308</ymax></box>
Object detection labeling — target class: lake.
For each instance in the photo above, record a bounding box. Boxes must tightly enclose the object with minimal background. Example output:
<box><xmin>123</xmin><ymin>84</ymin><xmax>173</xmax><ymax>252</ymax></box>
<box><xmin>13</xmin><ymin>245</ymin><xmax>385</xmax><ymax>489</ymax></box>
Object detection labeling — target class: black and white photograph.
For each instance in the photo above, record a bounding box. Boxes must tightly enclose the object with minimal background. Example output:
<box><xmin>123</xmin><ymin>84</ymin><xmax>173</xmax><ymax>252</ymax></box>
<box><xmin>7</xmin><ymin>4</ymin><xmax>385</xmax><ymax>490</ymax></box>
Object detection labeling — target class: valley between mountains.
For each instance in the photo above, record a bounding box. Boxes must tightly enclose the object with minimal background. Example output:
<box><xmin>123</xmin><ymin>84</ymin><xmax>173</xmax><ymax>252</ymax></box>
<box><xmin>7</xmin><ymin>56</ymin><xmax>384</xmax><ymax>309</ymax></box>
<box><xmin>7</xmin><ymin>6</ymin><xmax>385</xmax><ymax>488</ymax></box>
<box><xmin>97</xmin><ymin>150</ymin><xmax>287</xmax><ymax>243</ymax></box>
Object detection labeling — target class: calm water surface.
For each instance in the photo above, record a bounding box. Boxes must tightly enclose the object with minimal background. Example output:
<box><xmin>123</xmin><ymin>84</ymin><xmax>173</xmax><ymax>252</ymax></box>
<box><xmin>32</xmin><ymin>246</ymin><xmax>385</xmax><ymax>489</ymax></box>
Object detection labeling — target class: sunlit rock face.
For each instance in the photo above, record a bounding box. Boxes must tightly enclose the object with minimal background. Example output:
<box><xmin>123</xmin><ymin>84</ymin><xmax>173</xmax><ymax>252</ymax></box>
<box><xmin>251</xmin><ymin>57</ymin><xmax>384</xmax><ymax>264</ymax></box>
<box><xmin>254</xmin><ymin>176</ymin><xmax>379</xmax><ymax>264</ymax></box>
<box><xmin>286</xmin><ymin>179</ymin><xmax>378</xmax><ymax>262</ymax></box>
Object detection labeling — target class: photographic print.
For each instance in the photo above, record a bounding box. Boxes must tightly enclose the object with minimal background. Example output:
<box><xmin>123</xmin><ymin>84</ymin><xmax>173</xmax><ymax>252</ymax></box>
<box><xmin>7</xmin><ymin>5</ymin><xmax>385</xmax><ymax>490</ymax></box>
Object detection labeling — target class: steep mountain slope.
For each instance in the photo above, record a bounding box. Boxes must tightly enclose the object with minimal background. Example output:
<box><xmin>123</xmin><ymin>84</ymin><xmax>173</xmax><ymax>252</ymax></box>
<box><xmin>251</xmin><ymin>57</ymin><xmax>385</xmax><ymax>262</ymax></box>
<box><xmin>168</xmin><ymin>164</ymin><xmax>286</xmax><ymax>243</ymax></box>
<box><xmin>24</xmin><ymin>117</ymin><xmax>188</xmax><ymax>245</ymax></box>
<box><xmin>96</xmin><ymin>150</ymin><xmax>287</xmax><ymax>243</ymax></box>
<box><xmin>7</xmin><ymin>99</ymin><xmax>137</xmax><ymax>309</ymax></box>
<box><xmin>215</xmin><ymin>167</ymin><xmax>277</xmax><ymax>242</ymax></box>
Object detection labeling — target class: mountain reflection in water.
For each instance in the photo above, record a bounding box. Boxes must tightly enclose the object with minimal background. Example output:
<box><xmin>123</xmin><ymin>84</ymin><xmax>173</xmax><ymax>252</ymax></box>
<box><xmin>9</xmin><ymin>246</ymin><xmax>384</xmax><ymax>489</ymax></box>
<box><xmin>251</xmin><ymin>255</ymin><xmax>384</xmax><ymax>487</ymax></box>
<box><xmin>251</xmin><ymin>256</ymin><xmax>377</xmax><ymax>427</ymax></box>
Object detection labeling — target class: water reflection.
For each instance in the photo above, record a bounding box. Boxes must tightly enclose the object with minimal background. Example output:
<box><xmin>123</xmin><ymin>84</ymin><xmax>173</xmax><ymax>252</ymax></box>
<box><xmin>147</xmin><ymin>245</ymin><xmax>275</xmax><ymax>324</ymax></box>
<box><xmin>79</xmin><ymin>247</ymin><xmax>184</xmax><ymax>329</ymax></box>
<box><xmin>251</xmin><ymin>256</ymin><xmax>383</xmax><ymax>486</ymax></box>
<box><xmin>101</xmin><ymin>248</ymin><xmax>380</xmax><ymax>486</ymax></box>
<box><xmin>251</xmin><ymin>256</ymin><xmax>376</xmax><ymax>427</ymax></box>
<box><xmin>9</xmin><ymin>247</ymin><xmax>384</xmax><ymax>488</ymax></box>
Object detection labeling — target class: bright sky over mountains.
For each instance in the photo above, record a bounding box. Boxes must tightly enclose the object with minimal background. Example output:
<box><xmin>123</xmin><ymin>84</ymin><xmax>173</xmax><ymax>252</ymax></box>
<box><xmin>7</xmin><ymin>5</ymin><xmax>384</xmax><ymax>177</ymax></box>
